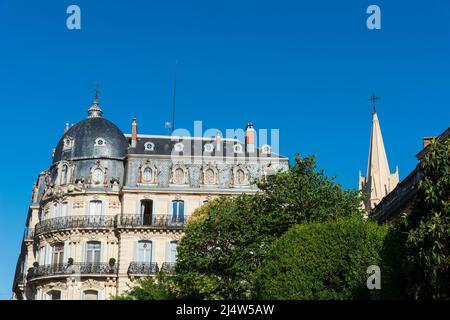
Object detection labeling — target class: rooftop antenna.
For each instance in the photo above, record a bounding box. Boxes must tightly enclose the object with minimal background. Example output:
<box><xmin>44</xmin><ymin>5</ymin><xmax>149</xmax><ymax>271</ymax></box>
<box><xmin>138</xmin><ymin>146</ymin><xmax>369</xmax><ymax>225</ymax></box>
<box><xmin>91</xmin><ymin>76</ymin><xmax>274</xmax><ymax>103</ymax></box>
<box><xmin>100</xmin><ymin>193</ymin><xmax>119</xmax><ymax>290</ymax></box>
<box><xmin>171</xmin><ymin>59</ymin><xmax>178</xmax><ymax>134</ymax></box>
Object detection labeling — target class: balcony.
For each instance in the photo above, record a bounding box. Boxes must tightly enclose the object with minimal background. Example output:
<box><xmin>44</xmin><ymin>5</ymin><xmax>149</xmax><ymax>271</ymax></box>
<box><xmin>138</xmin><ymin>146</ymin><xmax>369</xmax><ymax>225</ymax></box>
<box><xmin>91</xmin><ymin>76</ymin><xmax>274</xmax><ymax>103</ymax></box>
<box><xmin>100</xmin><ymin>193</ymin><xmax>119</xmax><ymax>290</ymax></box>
<box><xmin>26</xmin><ymin>262</ymin><xmax>117</xmax><ymax>280</ymax></box>
<box><xmin>117</xmin><ymin>214</ymin><xmax>186</xmax><ymax>229</ymax></box>
<box><xmin>128</xmin><ymin>262</ymin><xmax>159</xmax><ymax>275</ymax></box>
<box><xmin>161</xmin><ymin>262</ymin><xmax>176</xmax><ymax>274</ymax></box>
<box><xmin>35</xmin><ymin>215</ymin><xmax>115</xmax><ymax>236</ymax></box>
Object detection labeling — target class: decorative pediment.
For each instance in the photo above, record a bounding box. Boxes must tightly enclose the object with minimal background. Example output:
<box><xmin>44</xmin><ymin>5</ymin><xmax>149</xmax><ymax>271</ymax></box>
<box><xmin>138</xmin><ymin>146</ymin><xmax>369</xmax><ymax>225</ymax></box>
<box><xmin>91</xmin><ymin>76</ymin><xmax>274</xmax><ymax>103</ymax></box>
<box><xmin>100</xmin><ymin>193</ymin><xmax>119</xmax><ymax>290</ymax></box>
<box><xmin>232</xmin><ymin>163</ymin><xmax>249</xmax><ymax>186</ymax></box>
<box><xmin>81</xmin><ymin>279</ymin><xmax>104</xmax><ymax>291</ymax></box>
<box><xmin>88</xmin><ymin>160</ymin><xmax>108</xmax><ymax>185</ymax></box>
<box><xmin>201</xmin><ymin>162</ymin><xmax>219</xmax><ymax>185</ymax></box>
<box><xmin>137</xmin><ymin>159</ymin><xmax>158</xmax><ymax>185</ymax></box>
<box><xmin>170</xmin><ymin>161</ymin><xmax>189</xmax><ymax>185</ymax></box>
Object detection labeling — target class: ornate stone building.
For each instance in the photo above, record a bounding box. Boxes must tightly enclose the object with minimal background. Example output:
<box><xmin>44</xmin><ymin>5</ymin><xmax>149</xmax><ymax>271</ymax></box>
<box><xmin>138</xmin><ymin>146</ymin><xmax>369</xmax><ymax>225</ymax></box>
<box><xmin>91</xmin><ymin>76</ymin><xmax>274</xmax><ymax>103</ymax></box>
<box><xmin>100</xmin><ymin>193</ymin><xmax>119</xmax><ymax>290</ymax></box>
<box><xmin>12</xmin><ymin>95</ymin><xmax>289</xmax><ymax>300</ymax></box>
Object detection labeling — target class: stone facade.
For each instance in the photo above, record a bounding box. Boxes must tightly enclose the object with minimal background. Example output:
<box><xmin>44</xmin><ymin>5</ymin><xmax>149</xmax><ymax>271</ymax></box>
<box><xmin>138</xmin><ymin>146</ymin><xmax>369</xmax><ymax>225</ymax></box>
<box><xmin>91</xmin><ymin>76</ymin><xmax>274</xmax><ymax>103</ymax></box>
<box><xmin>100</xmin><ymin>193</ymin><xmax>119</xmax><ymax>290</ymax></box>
<box><xmin>12</xmin><ymin>96</ymin><xmax>289</xmax><ymax>300</ymax></box>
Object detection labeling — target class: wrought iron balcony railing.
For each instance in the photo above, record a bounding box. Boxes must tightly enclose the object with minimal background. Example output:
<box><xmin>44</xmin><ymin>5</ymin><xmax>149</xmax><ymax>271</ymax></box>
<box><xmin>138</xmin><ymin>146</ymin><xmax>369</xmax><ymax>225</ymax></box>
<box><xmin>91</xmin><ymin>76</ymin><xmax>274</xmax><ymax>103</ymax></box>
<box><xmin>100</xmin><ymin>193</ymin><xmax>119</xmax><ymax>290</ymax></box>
<box><xmin>117</xmin><ymin>214</ymin><xmax>186</xmax><ymax>229</ymax></box>
<box><xmin>27</xmin><ymin>262</ymin><xmax>117</xmax><ymax>280</ymax></box>
<box><xmin>161</xmin><ymin>262</ymin><xmax>176</xmax><ymax>274</ymax></box>
<box><xmin>128</xmin><ymin>262</ymin><xmax>159</xmax><ymax>275</ymax></box>
<box><xmin>35</xmin><ymin>215</ymin><xmax>115</xmax><ymax>235</ymax></box>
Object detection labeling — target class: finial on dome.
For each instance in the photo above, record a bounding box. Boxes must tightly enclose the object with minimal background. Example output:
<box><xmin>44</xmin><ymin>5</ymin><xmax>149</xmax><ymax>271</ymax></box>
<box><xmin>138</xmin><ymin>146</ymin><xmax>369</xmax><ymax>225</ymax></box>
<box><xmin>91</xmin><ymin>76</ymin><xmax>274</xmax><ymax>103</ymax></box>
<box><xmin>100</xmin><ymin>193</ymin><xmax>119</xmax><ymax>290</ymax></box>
<box><xmin>87</xmin><ymin>84</ymin><xmax>103</xmax><ymax>118</ymax></box>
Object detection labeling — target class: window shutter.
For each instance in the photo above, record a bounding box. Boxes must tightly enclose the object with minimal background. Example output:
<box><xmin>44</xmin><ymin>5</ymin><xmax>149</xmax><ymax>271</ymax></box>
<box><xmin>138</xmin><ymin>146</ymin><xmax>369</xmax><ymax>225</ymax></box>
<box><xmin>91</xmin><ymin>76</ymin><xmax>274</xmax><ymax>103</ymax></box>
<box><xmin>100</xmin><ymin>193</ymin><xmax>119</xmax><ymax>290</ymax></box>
<box><xmin>165</xmin><ymin>240</ymin><xmax>170</xmax><ymax>264</ymax></box>
<box><xmin>63</xmin><ymin>240</ymin><xmax>69</xmax><ymax>263</ymax></box>
<box><xmin>134</xmin><ymin>241</ymin><xmax>138</xmax><ymax>262</ymax></box>
<box><xmin>101</xmin><ymin>201</ymin><xmax>105</xmax><ymax>216</ymax></box>
<box><xmin>85</xmin><ymin>201</ymin><xmax>89</xmax><ymax>216</ymax></box>
<box><xmin>45</xmin><ymin>245</ymin><xmax>51</xmax><ymax>265</ymax></box>
<box><xmin>81</xmin><ymin>242</ymin><xmax>86</xmax><ymax>262</ymax></box>
<box><xmin>100</xmin><ymin>241</ymin><xmax>105</xmax><ymax>263</ymax></box>
<box><xmin>151</xmin><ymin>241</ymin><xmax>155</xmax><ymax>263</ymax></box>
<box><xmin>136</xmin><ymin>200</ymin><xmax>140</xmax><ymax>216</ymax></box>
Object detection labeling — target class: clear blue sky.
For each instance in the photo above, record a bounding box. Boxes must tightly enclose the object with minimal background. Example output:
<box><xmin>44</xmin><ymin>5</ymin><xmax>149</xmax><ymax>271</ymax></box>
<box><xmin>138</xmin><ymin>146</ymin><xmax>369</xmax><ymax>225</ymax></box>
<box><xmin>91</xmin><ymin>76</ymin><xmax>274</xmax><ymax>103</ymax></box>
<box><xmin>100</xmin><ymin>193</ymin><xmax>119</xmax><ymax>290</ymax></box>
<box><xmin>0</xmin><ymin>0</ymin><xmax>449</xmax><ymax>299</ymax></box>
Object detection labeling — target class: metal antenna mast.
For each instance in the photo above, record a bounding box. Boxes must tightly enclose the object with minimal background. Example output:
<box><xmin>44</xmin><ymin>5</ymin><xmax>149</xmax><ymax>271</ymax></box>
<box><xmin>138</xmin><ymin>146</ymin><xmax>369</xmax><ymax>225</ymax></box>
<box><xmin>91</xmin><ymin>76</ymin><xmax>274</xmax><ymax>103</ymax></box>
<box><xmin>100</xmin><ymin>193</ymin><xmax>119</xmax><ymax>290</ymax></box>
<box><xmin>171</xmin><ymin>60</ymin><xmax>178</xmax><ymax>134</ymax></box>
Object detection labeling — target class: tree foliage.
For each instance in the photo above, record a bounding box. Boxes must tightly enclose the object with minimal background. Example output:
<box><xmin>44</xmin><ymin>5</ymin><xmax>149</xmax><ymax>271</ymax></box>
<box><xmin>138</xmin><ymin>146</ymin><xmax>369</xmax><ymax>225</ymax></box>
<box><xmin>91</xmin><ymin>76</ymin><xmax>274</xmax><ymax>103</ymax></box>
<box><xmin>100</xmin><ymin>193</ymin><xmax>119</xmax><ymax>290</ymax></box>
<box><xmin>173</xmin><ymin>155</ymin><xmax>363</xmax><ymax>299</ymax></box>
<box><xmin>113</xmin><ymin>272</ymin><xmax>174</xmax><ymax>300</ymax></box>
<box><xmin>400</xmin><ymin>137</ymin><xmax>450</xmax><ymax>299</ymax></box>
<box><xmin>253</xmin><ymin>217</ymin><xmax>389</xmax><ymax>300</ymax></box>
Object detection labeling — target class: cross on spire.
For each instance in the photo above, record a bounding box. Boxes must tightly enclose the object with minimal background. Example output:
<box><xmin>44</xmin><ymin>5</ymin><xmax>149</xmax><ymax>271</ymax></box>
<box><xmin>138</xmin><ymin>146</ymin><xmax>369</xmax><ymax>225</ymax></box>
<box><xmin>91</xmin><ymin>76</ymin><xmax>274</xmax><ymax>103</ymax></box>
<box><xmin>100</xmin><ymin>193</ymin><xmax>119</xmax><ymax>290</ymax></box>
<box><xmin>368</xmin><ymin>94</ymin><xmax>380</xmax><ymax>113</ymax></box>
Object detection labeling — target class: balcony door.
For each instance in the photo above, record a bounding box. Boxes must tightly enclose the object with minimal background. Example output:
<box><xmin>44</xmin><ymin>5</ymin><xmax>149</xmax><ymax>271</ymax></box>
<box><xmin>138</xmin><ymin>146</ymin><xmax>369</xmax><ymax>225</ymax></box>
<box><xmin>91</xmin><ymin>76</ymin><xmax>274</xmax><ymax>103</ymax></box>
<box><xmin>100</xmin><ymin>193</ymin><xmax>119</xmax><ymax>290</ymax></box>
<box><xmin>88</xmin><ymin>200</ymin><xmax>103</xmax><ymax>224</ymax></box>
<box><xmin>137</xmin><ymin>240</ymin><xmax>152</xmax><ymax>263</ymax></box>
<box><xmin>86</xmin><ymin>241</ymin><xmax>101</xmax><ymax>264</ymax></box>
<box><xmin>140</xmin><ymin>200</ymin><xmax>153</xmax><ymax>226</ymax></box>
<box><xmin>52</xmin><ymin>242</ymin><xmax>64</xmax><ymax>266</ymax></box>
<box><xmin>169</xmin><ymin>241</ymin><xmax>178</xmax><ymax>263</ymax></box>
<box><xmin>172</xmin><ymin>200</ymin><xmax>184</xmax><ymax>223</ymax></box>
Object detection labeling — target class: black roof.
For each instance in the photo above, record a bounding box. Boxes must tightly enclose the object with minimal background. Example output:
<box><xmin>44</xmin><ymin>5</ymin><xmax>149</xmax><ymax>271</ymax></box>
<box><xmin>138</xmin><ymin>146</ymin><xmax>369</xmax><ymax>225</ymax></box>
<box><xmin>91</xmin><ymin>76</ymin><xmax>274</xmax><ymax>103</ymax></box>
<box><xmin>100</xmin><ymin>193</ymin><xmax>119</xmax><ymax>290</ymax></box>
<box><xmin>127</xmin><ymin>135</ymin><xmax>287</xmax><ymax>159</ymax></box>
<box><xmin>53</xmin><ymin>117</ymin><xmax>129</xmax><ymax>163</ymax></box>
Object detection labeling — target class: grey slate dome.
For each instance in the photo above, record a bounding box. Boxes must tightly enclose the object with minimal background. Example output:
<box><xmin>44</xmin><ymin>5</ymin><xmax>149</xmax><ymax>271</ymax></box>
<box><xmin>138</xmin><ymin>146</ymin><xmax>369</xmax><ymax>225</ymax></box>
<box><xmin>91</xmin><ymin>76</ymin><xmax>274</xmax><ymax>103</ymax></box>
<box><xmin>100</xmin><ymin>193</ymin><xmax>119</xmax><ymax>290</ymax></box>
<box><xmin>53</xmin><ymin>96</ymin><xmax>129</xmax><ymax>163</ymax></box>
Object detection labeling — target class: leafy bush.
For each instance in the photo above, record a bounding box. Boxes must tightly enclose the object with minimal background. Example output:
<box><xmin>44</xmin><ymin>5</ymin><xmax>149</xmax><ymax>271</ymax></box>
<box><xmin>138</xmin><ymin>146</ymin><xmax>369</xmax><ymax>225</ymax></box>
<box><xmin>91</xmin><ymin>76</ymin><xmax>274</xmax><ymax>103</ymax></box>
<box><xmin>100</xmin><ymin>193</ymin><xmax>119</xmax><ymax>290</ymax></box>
<box><xmin>253</xmin><ymin>217</ymin><xmax>390</xmax><ymax>300</ymax></box>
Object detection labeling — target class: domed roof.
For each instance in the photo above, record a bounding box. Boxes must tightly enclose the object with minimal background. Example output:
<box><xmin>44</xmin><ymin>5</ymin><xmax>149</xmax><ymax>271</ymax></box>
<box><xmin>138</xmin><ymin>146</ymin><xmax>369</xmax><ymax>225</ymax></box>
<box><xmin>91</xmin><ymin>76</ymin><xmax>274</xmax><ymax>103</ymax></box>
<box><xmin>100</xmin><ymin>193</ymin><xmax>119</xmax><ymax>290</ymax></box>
<box><xmin>53</xmin><ymin>96</ymin><xmax>129</xmax><ymax>163</ymax></box>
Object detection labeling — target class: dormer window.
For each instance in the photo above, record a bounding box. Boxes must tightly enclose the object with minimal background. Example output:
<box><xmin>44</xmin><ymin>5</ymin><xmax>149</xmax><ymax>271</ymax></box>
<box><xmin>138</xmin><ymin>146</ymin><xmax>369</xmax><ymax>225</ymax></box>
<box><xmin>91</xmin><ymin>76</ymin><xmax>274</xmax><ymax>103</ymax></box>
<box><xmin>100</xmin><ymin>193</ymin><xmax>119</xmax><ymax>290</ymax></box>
<box><xmin>144</xmin><ymin>142</ymin><xmax>155</xmax><ymax>151</ymax></box>
<box><xmin>174</xmin><ymin>142</ymin><xmax>184</xmax><ymax>152</ymax></box>
<box><xmin>233</xmin><ymin>144</ymin><xmax>243</xmax><ymax>154</ymax></box>
<box><xmin>63</xmin><ymin>137</ymin><xmax>74</xmax><ymax>151</ymax></box>
<box><xmin>95</xmin><ymin>138</ymin><xmax>106</xmax><ymax>147</ymax></box>
<box><xmin>261</xmin><ymin>144</ymin><xmax>272</xmax><ymax>154</ymax></box>
<box><xmin>204</xmin><ymin>143</ymin><xmax>214</xmax><ymax>153</ymax></box>
<box><xmin>92</xmin><ymin>168</ymin><xmax>104</xmax><ymax>184</ymax></box>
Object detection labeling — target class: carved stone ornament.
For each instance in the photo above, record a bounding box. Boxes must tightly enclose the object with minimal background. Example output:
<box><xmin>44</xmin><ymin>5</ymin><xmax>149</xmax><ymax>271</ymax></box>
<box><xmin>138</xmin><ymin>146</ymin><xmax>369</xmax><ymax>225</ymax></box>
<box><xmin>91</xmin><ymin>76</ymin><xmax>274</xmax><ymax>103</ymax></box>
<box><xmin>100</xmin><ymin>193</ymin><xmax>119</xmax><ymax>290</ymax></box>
<box><xmin>170</xmin><ymin>161</ymin><xmax>189</xmax><ymax>185</ymax></box>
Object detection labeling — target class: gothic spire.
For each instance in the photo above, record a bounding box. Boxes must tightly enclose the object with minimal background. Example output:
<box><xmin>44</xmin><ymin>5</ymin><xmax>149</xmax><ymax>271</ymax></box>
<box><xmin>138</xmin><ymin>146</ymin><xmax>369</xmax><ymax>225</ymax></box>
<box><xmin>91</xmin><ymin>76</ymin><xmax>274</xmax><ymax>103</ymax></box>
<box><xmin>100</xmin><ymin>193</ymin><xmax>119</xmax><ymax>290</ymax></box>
<box><xmin>359</xmin><ymin>105</ymin><xmax>399</xmax><ymax>211</ymax></box>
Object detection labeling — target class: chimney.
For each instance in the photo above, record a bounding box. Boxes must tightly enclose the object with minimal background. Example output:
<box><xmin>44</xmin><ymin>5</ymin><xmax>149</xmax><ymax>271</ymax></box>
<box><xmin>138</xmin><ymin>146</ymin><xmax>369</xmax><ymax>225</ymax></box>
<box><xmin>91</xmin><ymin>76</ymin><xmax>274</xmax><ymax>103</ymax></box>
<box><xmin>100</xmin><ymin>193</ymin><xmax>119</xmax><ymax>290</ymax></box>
<box><xmin>245</xmin><ymin>122</ymin><xmax>255</xmax><ymax>153</ymax></box>
<box><xmin>131</xmin><ymin>117</ymin><xmax>138</xmax><ymax>148</ymax></box>
<box><xmin>422</xmin><ymin>136</ymin><xmax>434</xmax><ymax>148</ymax></box>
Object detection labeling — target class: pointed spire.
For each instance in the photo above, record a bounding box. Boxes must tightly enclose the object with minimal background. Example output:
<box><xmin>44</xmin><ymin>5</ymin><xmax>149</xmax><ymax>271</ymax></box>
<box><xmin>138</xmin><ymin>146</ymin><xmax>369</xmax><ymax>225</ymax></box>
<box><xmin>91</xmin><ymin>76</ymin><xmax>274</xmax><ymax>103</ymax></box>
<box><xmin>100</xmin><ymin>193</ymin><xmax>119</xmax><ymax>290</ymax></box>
<box><xmin>359</xmin><ymin>106</ymin><xmax>399</xmax><ymax>211</ymax></box>
<box><xmin>87</xmin><ymin>85</ymin><xmax>103</xmax><ymax>118</ymax></box>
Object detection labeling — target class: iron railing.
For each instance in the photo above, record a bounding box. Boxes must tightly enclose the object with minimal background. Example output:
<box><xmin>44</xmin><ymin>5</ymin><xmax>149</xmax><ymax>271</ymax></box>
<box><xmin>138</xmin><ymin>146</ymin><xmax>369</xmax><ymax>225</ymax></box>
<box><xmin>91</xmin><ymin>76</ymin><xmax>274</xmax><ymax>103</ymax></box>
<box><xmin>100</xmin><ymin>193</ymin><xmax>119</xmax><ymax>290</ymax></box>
<box><xmin>35</xmin><ymin>215</ymin><xmax>115</xmax><ymax>235</ymax></box>
<box><xmin>128</xmin><ymin>262</ymin><xmax>159</xmax><ymax>275</ymax></box>
<box><xmin>118</xmin><ymin>214</ymin><xmax>186</xmax><ymax>229</ymax></box>
<box><xmin>26</xmin><ymin>262</ymin><xmax>117</xmax><ymax>280</ymax></box>
<box><xmin>161</xmin><ymin>262</ymin><xmax>176</xmax><ymax>274</ymax></box>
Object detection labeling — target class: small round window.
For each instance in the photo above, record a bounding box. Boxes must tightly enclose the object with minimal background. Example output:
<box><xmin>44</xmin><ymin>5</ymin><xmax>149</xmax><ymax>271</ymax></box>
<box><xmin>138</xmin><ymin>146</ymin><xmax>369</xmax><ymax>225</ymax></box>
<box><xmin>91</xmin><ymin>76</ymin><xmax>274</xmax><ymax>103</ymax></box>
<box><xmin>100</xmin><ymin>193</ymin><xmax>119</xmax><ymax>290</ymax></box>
<box><xmin>204</xmin><ymin>143</ymin><xmax>214</xmax><ymax>153</ymax></box>
<box><xmin>95</xmin><ymin>138</ymin><xmax>106</xmax><ymax>147</ymax></box>
<box><xmin>233</xmin><ymin>144</ymin><xmax>243</xmax><ymax>154</ymax></box>
<box><xmin>174</xmin><ymin>142</ymin><xmax>184</xmax><ymax>152</ymax></box>
<box><xmin>261</xmin><ymin>144</ymin><xmax>271</xmax><ymax>154</ymax></box>
<box><xmin>144</xmin><ymin>142</ymin><xmax>155</xmax><ymax>151</ymax></box>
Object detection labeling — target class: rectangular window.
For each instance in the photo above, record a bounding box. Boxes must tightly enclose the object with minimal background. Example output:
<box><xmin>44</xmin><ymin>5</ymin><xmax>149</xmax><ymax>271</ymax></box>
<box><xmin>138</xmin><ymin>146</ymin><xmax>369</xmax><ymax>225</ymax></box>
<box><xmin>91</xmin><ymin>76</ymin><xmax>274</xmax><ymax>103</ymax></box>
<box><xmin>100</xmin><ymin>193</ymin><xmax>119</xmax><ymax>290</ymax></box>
<box><xmin>169</xmin><ymin>241</ymin><xmax>178</xmax><ymax>263</ymax></box>
<box><xmin>52</xmin><ymin>243</ymin><xmax>64</xmax><ymax>265</ymax></box>
<box><xmin>86</xmin><ymin>242</ymin><xmax>101</xmax><ymax>264</ymax></box>
<box><xmin>88</xmin><ymin>201</ymin><xmax>102</xmax><ymax>216</ymax></box>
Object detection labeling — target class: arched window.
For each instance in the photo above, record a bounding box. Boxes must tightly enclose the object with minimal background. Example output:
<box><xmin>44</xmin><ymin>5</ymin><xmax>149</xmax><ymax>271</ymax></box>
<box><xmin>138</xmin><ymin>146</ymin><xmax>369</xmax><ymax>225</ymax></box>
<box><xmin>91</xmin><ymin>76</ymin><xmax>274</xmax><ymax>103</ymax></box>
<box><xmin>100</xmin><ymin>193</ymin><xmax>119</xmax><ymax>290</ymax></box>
<box><xmin>92</xmin><ymin>168</ymin><xmax>104</xmax><ymax>185</ymax></box>
<box><xmin>143</xmin><ymin>167</ymin><xmax>153</xmax><ymax>182</ymax></box>
<box><xmin>61</xmin><ymin>165</ymin><xmax>69</xmax><ymax>185</ymax></box>
<box><xmin>137</xmin><ymin>240</ymin><xmax>152</xmax><ymax>263</ymax></box>
<box><xmin>236</xmin><ymin>169</ymin><xmax>246</xmax><ymax>185</ymax></box>
<box><xmin>82</xmin><ymin>290</ymin><xmax>98</xmax><ymax>300</ymax></box>
<box><xmin>88</xmin><ymin>200</ymin><xmax>103</xmax><ymax>216</ymax></box>
<box><xmin>46</xmin><ymin>290</ymin><xmax>61</xmax><ymax>300</ymax></box>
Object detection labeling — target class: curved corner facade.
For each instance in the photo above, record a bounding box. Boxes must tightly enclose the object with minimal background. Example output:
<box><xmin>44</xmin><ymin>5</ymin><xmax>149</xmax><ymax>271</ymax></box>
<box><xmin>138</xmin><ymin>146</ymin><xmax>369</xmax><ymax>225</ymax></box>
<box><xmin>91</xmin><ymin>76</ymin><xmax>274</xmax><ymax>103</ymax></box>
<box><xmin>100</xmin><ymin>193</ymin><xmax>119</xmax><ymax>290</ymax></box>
<box><xmin>11</xmin><ymin>97</ymin><xmax>289</xmax><ymax>300</ymax></box>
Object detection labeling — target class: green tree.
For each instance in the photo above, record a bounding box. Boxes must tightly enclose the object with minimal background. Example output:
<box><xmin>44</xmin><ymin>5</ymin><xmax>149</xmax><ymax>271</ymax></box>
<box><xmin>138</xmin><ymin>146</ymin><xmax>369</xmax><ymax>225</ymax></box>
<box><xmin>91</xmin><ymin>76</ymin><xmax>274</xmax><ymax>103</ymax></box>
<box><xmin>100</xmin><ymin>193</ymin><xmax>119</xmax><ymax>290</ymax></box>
<box><xmin>173</xmin><ymin>155</ymin><xmax>363</xmax><ymax>299</ymax></box>
<box><xmin>400</xmin><ymin>138</ymin><xmax>450</xmax><ymax>299</ymax></box>
<box><xmin>113</xmin><ymin>272</ymin><xmax>174</xmax><ymax>300</ymax></box>
<box><xmin>253</xmin><ymin>217</ymin><xmax>389</xmax><ymax>300</ymax></box>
